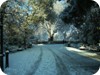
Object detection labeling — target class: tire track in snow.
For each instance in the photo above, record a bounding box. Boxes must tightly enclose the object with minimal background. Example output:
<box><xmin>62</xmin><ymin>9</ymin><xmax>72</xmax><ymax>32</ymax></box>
<box><xmin>25</xmin><ymin>47</ymin><xmax>43</xmax><ymax>75</ymax></box>
<box><xmin>48</xmin><ymin>48</ymin><xmax>70</xmax><ymax>75</ymax></box>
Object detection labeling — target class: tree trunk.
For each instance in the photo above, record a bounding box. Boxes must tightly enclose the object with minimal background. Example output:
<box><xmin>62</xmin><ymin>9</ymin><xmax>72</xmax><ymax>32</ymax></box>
<box><xmin>48</xmin><ymin>32</ymin><xmax>55</xmax><ymax>42</ymax></box>
<box><xmin>0</xmin><ymin>25</ymin><xmax>4</xmax><ymax>71</ymax></box>
<box><xmin>0</xmin><ymin>11</ymin><xmax>4</xmax><ymax>71</ymax></box>
<box><xmin>24</xmin><ymin>30</ymin><xmax>27</xmax><ymax>49</ymax></box>
<box><xmin>49</xmin><ymin>35</ymin><xmax>53</xmax><ymax>42</ymax></box>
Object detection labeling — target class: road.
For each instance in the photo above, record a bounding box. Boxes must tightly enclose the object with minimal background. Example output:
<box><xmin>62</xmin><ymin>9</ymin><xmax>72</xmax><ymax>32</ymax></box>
<box><xmin>5</xmin><ymin>44</ymin><xmax>100</xmax><ymax>75</ymax></box>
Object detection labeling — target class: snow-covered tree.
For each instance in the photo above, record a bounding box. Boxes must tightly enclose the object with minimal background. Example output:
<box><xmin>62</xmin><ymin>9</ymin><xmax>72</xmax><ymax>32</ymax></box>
<box><xmin>80</xmin><ymin>5</ymin><xmax>100</xmax><ymax>45</ymax></box>
<box><xmin>0</xmin><ymin>0</ymin><xmax>33</xmax><ymax>47</ymax></box>
<box><xmin>53</xmin><ymin>0</ymin><xmax>70</xmax><ymax>15</ymax></box>
<box><xmin>36</xmin><ymin>21</ymin><xmax>57</xmax><ymax>42</ymax></box>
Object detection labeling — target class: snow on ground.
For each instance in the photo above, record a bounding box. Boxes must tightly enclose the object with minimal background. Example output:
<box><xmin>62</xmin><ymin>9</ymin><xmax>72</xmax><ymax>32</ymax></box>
<box><xmin>5</xmin><ymin>46</ymin><xmax>42</xmax><ymax>75</ymax></box>
<box><xmin>66</xmin><ymin>47</ymin><xmax>100</xmax><ymax>61</ymax></box>
<box><xmin>4</xmin><ymin>44</ymin><xmax>100</xmax><ymax>75</ymax></box>
<box><xmin>47</xmin><ymin>45</ymin><xmax>92</xmax><ymax>75</ymax></box>
<box><xmin>34</xmin><ymin>47</ymin><xmax>57</xmax><ymax>75</ymax></box>
<box><xmin>66</xmin><ymin>47</ymin><xmax>97</xmax><ymax>55</ymax></box>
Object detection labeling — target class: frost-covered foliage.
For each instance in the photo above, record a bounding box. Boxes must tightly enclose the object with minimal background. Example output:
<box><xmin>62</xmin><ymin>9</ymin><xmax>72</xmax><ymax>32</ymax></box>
<box><xmin>53</xmin><ymin>0</ymin><xmax>70</xmax><ymax>15</ymax></box>
<box><xmin>29</xmin><ymin>0</ymin><xmax>56</xmax><ymax>23</ymax></box>
<box><xmin>60</xmin><ymin>0</ymin><xmax>98</xmax><ymax>25</ymax></box>
<box><xmin>34</xmin><ymin>21</ymin><xmax>57</xmax><ymax>42</ymax></box>
<box><xmin>54</xmin><ymin>31</ymin><xmax>64</xmax><ymax>41</ymax></box>
<box><xmin>59</xmin><ymin>0</ymin><xmax>100</xmax><ymax>45</ymax></box>
<box><xmin>79</xmin><ymin>6</ymin><xmax>100</xmax><ymax>45</ymax></box>
<box><xmin>4</xmin><ymin>0</ymin><xmax>32</xmax><ymax>26</ymax></box>
<box><xmin>0</xmin><ymin>0</ymin><xmax>33</xmax><ymax>48</ymax></box>
<box><xmin>1</xmin><ymin>0</ymin><xmax>99</xmax><ymax>47</ymax></box>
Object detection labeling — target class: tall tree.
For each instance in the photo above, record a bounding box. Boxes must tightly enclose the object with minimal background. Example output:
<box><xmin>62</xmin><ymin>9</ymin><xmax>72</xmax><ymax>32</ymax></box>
<box><xmin>1</xmin><ymin>0</ymin><xmax>32</xmax><ymax>47</ymax></box>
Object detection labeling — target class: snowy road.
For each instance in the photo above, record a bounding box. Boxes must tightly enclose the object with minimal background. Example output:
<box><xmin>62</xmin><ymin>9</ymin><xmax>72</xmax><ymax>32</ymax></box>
<box><xmin>5</xmin><ymin>44</ymin><xmax>100</xmax><ymax>75</ymax></box>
